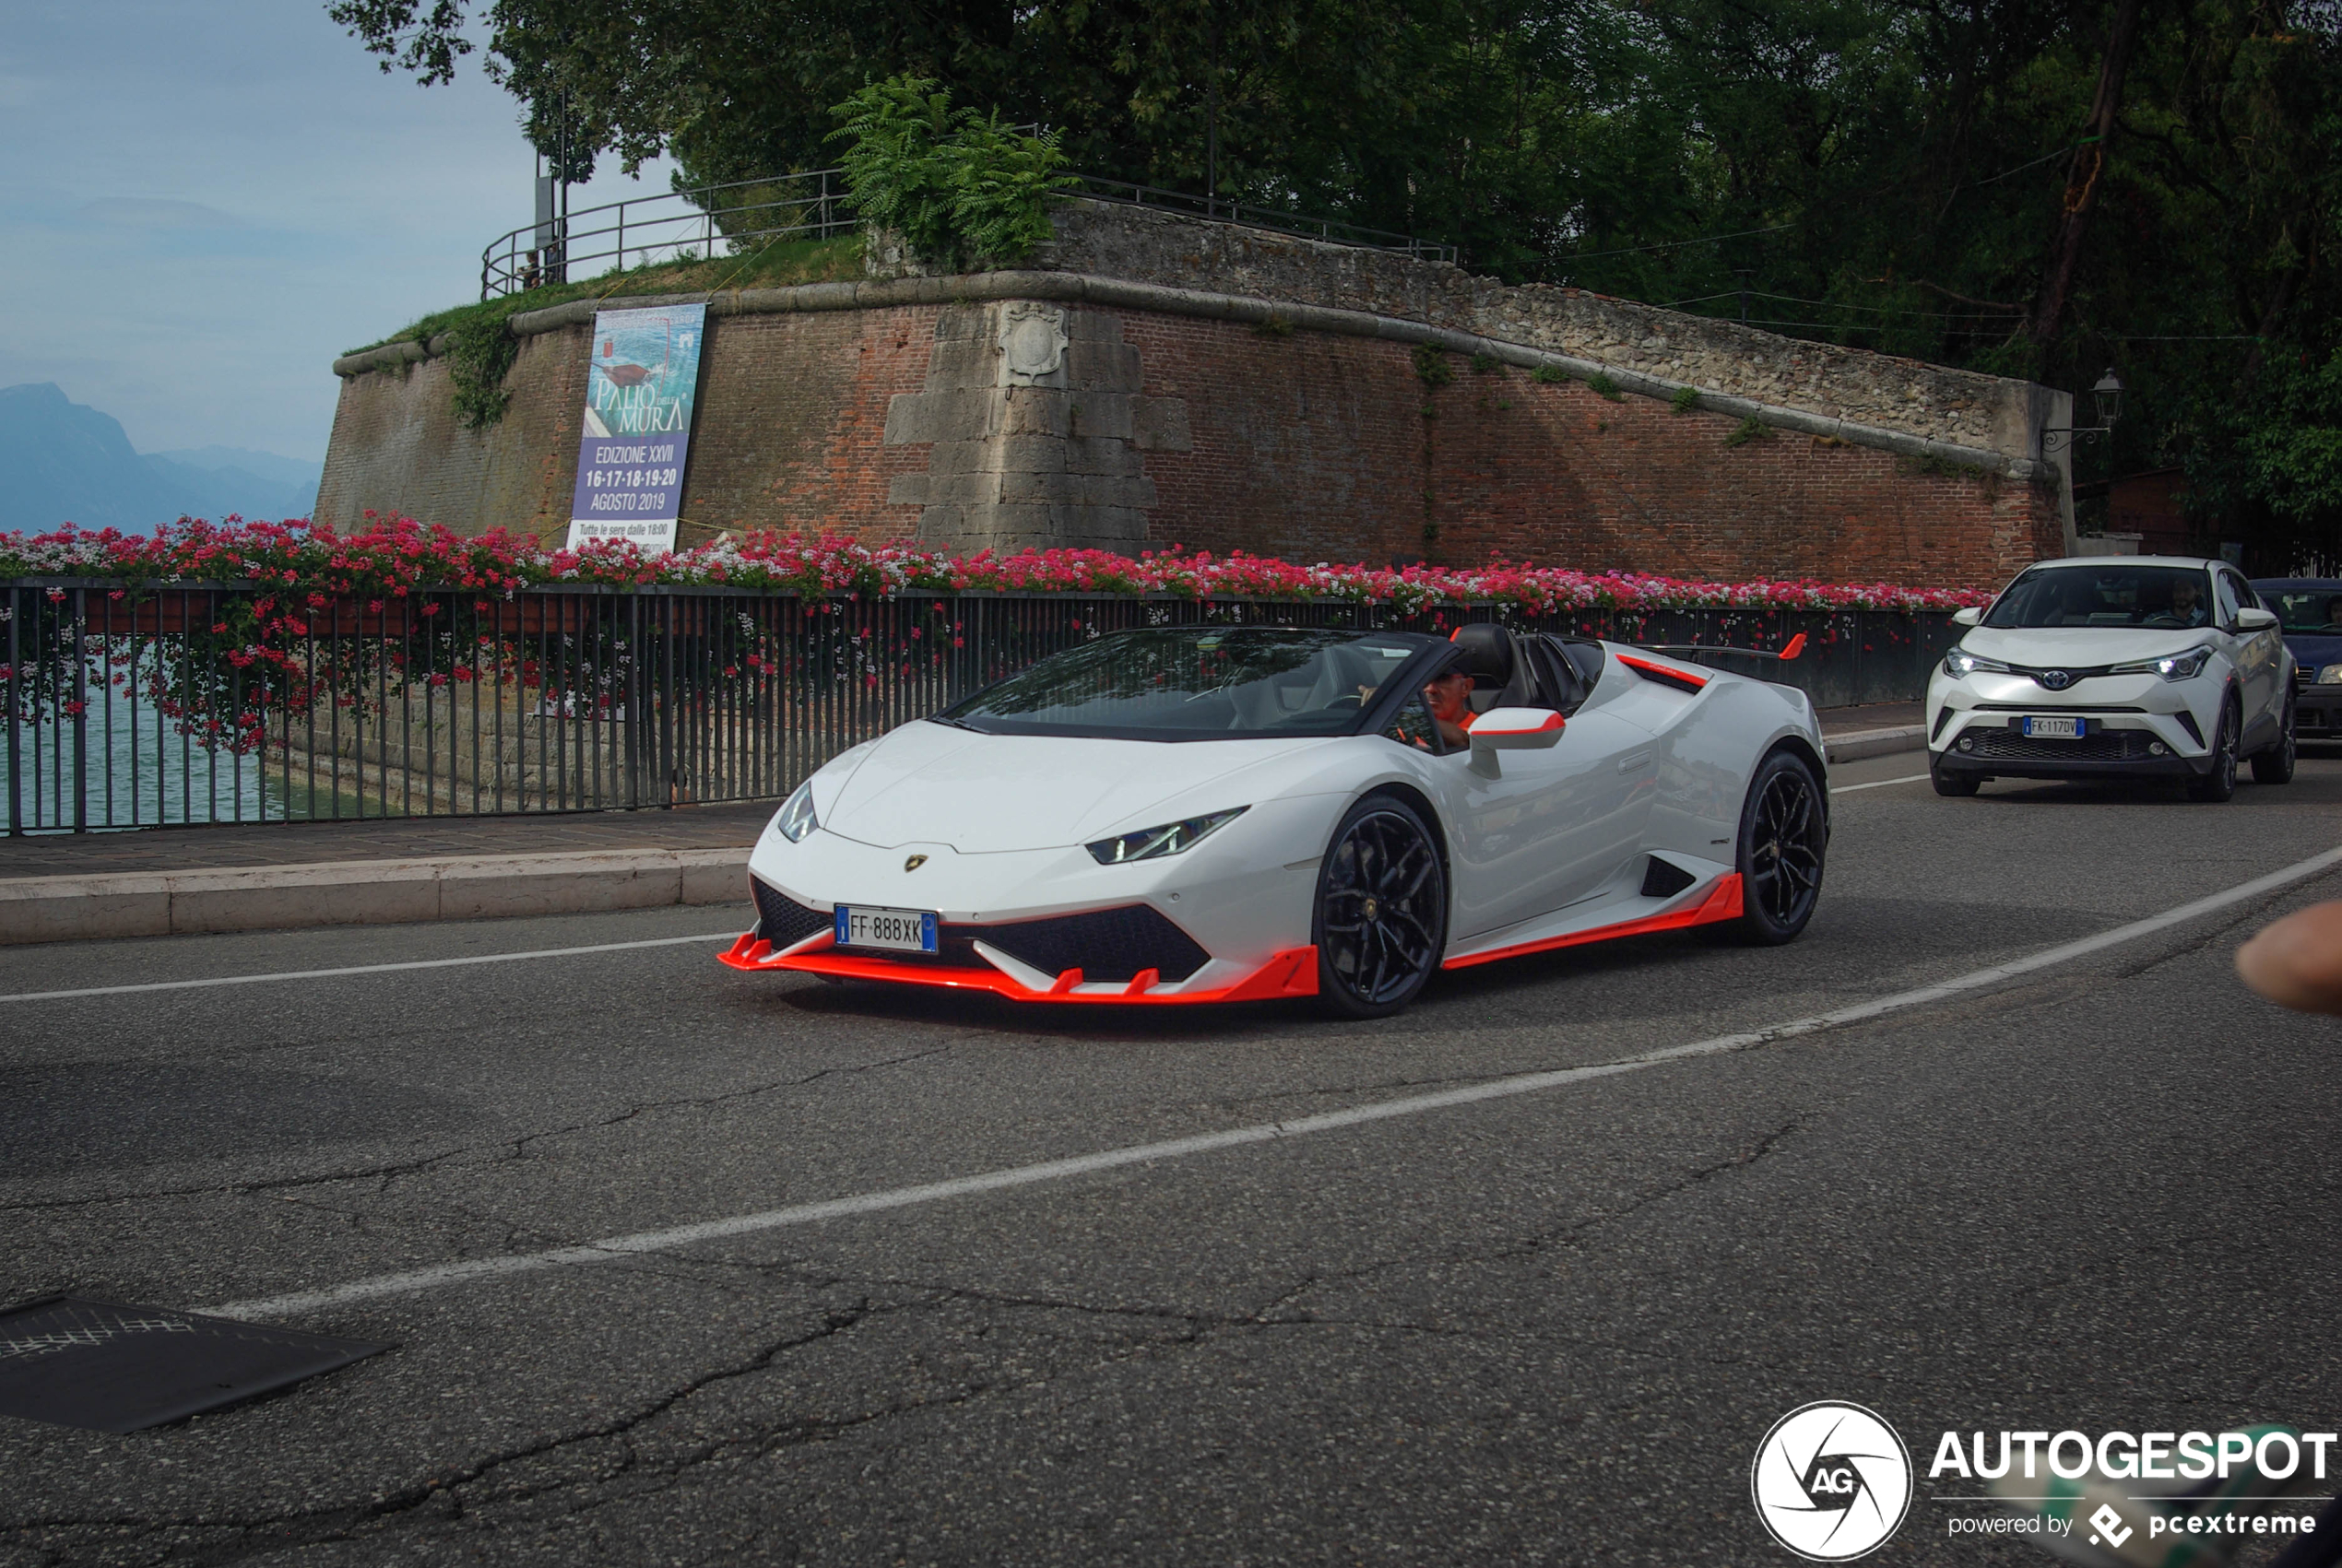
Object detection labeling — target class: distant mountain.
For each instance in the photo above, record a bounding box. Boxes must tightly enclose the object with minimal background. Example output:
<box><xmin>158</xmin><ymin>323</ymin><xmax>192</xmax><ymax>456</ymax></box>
<box><xmin>0</xmin><ymin>383</ymin><xmax>319</xmax><ymax>535</ymax></box>
<box><xmin>148</xmin><ymin>444</ymin><xmax>323</xmax><ymax>499</ymax></box>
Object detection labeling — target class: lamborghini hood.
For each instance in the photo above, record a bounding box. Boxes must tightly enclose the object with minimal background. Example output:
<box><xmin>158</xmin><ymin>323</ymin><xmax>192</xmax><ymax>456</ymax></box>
<box><xmin>818</xmin><ymin>721</ymin><xmax>1335</xmax><ymax>853</ymax></box>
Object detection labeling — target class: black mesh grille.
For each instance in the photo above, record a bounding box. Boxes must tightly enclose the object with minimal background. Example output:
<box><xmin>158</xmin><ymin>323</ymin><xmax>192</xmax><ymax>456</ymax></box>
<box><xmin>960</xmin><ymin>904</ymin><xmax>1212</xmax><ymax>984</ymax></box>
<box><xmin>1962</xmin><ymin>725</ymin><xmax>2158</xmax><ymax>761</ymax></box>
<box><xmin>751</xmin><ymin>878</ymin><xmax>833</xmax><ymax>948</ymax></box>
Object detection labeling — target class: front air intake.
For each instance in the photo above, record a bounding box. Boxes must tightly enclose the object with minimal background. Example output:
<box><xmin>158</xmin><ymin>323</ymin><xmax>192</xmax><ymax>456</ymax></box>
<box><xmin>963</xmin><ymin>905</ymin><xmax>1212</xmax><ymax>984</ymax></box>
<box><xmin>751</xmin><ymin>878</ymin><xmax>834</xmax><ymax>949</ymax></box>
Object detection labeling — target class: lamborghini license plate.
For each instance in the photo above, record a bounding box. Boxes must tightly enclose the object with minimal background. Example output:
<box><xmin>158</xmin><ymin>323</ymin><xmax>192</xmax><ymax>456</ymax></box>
<box><xmin>2021</xmin><ymin>715</ymin><xmax>2086</xmax><ymax>738</ymax></box>
<box><xmin>834</xmin><ymin>905</ymin><xmax>939</xmax><ymax>953</ymax></box>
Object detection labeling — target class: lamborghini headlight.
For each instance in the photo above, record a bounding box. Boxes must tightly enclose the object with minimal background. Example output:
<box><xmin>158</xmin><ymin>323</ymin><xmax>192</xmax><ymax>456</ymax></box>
<box><xmin>1086</xmin><ymin>807</ymin><xmax>1248</xmax><ymax>865</ymax></box>
<box><xmin>1943</xmin><ymin>645</ymin><xmax>2008</xmax><ymax>678</ymax></box>
<box><xmin>2112</xmin><ymin>645</ymin><xmax>2216</xmax><ymax>682</ymax></box>
<box><xmin>773</xmin><ymin>780</ymin><xmax>819</xmax><ymax>843</ymax></box>
<box><xmin>2319</xmin><ymin>664</ymin><xmax>2342</xmax><ymax>685</ymax></box>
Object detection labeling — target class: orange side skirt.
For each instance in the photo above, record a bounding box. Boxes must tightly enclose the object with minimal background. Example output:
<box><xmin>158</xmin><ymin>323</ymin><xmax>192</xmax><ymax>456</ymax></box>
<box><xmin>1439</xmin><ymin>873</ymin><xmax>1745</xmax><ymax>971</ymax></box>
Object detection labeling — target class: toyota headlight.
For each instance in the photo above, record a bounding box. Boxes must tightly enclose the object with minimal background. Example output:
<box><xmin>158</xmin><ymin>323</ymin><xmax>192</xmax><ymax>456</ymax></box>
<box><xmin>1944</xmin><ymin>645</ymin><xmax>2008</xmax><ymax>678</ymax></box>
<box><xmin>2319</xmin><ymin>664</ymin><xmax>2342</xmax><ymax>685</ymax></box>
<box><xmin>773</xmin><ymin>781</ymin><xmax>819</xmax><ymax>843</ymax></box>
<box><xmin>2112</xmin><ymin>645</ymin><xmax>2216</xmax><ymax>682</ymax></box>
<box><xmin>1086</xmin><ymin>807</ymin><xmax>1248</xmax><ymax>865</ymax></box>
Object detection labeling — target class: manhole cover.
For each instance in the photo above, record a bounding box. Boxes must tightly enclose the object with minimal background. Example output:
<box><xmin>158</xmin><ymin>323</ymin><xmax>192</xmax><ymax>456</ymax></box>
<box><xmin>0</xmin><ymin>1296</ymin><xmax>391</xmax><ymax>1432</ymax></box>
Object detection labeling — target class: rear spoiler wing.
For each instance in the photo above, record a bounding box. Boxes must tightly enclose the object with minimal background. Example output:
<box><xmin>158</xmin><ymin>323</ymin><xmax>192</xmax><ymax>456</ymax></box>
<box><xmin>1635</xmin><ymin>632</ymin><xmax>1807</xmax><ymax>668</ymax></box>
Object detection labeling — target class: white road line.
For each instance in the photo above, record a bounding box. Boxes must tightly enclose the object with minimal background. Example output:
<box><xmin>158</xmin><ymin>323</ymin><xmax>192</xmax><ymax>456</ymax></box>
<box><xmin>207</xmin><ymin>841</ymin><xmax>2342</xmax><ymax>1322</ymax></box>
<box><xmin>1832</xmin><ymin>772</ymin><xmax>1931</xmax><ymax>795</ymax></box>
<box><xmin>0</xmin><ymin>933</ymin><xmax>743</xmax><ymax>1005</ymax></box>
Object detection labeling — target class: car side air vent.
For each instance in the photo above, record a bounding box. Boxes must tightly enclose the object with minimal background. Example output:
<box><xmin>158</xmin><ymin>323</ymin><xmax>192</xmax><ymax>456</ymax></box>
<box><xmin>1640</xmin><ymin>856</ymin><xmax>1698</xmax><ymax>900</ymax></box>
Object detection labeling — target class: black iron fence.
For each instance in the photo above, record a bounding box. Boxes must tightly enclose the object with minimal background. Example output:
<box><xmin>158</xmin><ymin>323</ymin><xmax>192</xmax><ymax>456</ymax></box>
<box><xmin>3</xmin><ymin>581</ymin><xmax>1951</xmax><ymax>833</ymax></box>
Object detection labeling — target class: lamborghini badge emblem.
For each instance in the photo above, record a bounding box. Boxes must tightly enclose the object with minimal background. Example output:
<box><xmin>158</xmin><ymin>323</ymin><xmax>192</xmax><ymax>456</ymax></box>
<box><xmin>904</xmin><ymin>855</ymin><xmax>929</xmax><ymax>872</ymax></box>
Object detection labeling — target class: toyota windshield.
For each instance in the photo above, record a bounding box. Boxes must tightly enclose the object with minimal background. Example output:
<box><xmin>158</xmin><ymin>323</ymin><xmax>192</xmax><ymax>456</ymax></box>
<box><xmin>1982</xmin><ymin>565</ymin><xmax>2216</xmax><ymax>630</ymax></box>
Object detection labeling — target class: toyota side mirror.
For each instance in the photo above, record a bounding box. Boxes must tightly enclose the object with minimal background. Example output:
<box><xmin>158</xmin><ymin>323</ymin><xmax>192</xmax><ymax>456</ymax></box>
<box><xmin>2237</xmin><ymin>607</ymin><xmax>2279</xmax><ymax>631</ymax></box>
<box><xmin>1951</xmin><ymin>607</ymin><xmax>1982</xmax><ymax>627</ymax></box>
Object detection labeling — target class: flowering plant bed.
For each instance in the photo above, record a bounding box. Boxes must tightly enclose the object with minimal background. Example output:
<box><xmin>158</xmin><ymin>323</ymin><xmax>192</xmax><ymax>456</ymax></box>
<box><xmin>3</xmin><ymin>516</ymin><xmax>1973</xmax><ymax>828</ymax></box>
<box><xmin>0</xmin><ymin>516</ymin><xmax>1993</xmax><ymax>612</ymax></box>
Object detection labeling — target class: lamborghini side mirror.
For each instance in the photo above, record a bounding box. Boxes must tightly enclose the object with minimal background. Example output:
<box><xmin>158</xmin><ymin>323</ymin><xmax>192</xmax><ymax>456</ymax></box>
<box><xmin>1471</xmin><ymin>710</ymin><xmax>1566</xmax><ymax>751</ymax></box>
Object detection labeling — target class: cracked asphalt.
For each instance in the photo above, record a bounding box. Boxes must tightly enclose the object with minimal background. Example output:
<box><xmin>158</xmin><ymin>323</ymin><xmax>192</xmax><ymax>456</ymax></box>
<box><xmin>6</xmin><ymin>750</ymin><xmax>2342</xmax><ymax>1566</ymax></box>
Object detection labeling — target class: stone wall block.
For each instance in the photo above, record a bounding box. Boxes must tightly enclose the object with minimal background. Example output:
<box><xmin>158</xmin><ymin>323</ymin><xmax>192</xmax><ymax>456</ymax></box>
<box><xmin>921</xmin><ymin>472</ymin><xmax>1004</xmax><ymax>506</ymax></box>
<box><xmin>923</xmin><ymin>339</ymin><xmax>999</xmax><ymax>385</ymax></box>
<box><xmin>1064</xmin><ymin>309</ymin><xmax>1128</xmax><ymax>343</ymax></box>
<box><xmin>1130</xmin><ymin>397</ymin><xmax>1193</xmax><ymax>451</ymax></box>
<box><xmin>1069</xmin><ymin>394</ymin><xmax>1135</xmax><ymax>441</ymax></box>
<box><xmin>933</xmin><ymin>306</ymin><xmax>992</xmax><ymax>343</ymax></box>
<box><xmin>1000</xmin><ymin>390</ymin><xmax>1073</xmax><ymax>438</ymax></box>
<box><xmin>999</xmin><ymin>470</ymin><xmax>1083</xmax><ymax>505</ymax></box>
<box><xmin>1065</xmin><ymin>340</ymin><xmax>1143</xmax><ymax>386</ymax></box>
<box><xmin>1061</xmin><ymin>436</ymin><xmax>1147</xmax><ymax>477</ymax></box>
<box><xmin>884</xmin><ymin>389</ymin><xmax>1000</xmax><ymax>444</ymax></box>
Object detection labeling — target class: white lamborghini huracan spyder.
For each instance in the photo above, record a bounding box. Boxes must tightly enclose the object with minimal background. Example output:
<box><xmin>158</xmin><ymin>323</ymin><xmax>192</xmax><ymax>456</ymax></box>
<box><xmin>722</xmin><ymin>622</ymin><xmax>1829</xmax><ymax>1017</ymax></box>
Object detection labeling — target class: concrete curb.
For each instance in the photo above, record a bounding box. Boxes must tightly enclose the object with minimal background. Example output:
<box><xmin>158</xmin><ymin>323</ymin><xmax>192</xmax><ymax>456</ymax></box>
<box><xmin>1823</xmin><ymin>725</ymin><xmax>1926</xmax><ymax>764</ymax></box>
<box><xmin>0</xmin><ymin>846</ymin><xmax>751</xmax><ymax>947</ymax></box>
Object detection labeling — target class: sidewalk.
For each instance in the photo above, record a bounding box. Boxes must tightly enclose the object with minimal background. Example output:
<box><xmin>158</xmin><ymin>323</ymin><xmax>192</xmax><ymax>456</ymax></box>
<box><xmin>0</xmin><ymin>702</ymin><xmax>1925</xmax><ymax>946</ymax></box>
<box><xmin>1816</xmin><ymin>701</ymin><xmax>1924</xmax><ymax>763</ymax></box>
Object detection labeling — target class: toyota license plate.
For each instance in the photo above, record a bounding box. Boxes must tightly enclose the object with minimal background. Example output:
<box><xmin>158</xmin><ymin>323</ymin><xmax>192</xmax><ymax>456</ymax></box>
<box><xmin>2021</xmin><ymin>715</ymin><xmax>2086</xmax><ymax>739</ymax></box>
<box><xmin>834</xmin><ymin>905</ymin><xmax>939</xmax><ymax>953</ymax></box>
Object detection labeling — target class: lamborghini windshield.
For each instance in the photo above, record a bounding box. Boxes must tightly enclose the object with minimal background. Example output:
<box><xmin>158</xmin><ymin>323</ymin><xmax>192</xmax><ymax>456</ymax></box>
<box><xmin>1982</xmin><ymin>565</ymin><xmax>2216</xmax><ymax>630</ymax></box>
<box><xmin>937</xmin><ymin>627</ymin><xmax>1435</xmax><ymax>740</ymax></box>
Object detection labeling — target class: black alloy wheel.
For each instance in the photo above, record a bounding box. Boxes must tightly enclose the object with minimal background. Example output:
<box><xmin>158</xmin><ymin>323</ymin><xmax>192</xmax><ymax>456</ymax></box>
<box><xmin>1313</xmin><ymin>794</ymin><xmax>1448</xmax><ymax>1018</ymax></box>
<box><xmin>1735</xmin><ymin>749</ymin><xmax>1827</xmax><ymax>944</ymax></box>
<box><xmin>2189</xmin><ymin>698</ymin><xmax>2241</xmax><ymax>802</ymax></box>
<box><xmin>2253</xmin><ymin>694</ymin><xmax>2298</xmax><ymax>785</ymax></box>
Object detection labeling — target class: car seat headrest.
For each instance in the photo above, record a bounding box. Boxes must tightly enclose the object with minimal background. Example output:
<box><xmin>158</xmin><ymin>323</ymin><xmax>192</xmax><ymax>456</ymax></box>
<box><xmin>1449</xmin><ymin>623</ymin><xmax>1515</xmax><ymax>684</ymax></box>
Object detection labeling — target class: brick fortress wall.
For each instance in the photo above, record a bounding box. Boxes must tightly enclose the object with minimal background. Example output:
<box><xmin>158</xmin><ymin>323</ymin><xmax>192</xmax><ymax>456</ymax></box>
<box><xmin>320</xmin><ymin>204</ymin><xmax>2067</xmax><ymax>585</ymax></box>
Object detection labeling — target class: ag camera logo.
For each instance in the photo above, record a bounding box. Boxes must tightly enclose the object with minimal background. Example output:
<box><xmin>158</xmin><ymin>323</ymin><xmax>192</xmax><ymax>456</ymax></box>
<box><xmin>1752</xmin><ymin>1401</ymin><xmax>1914</xmax><ymax>1560</ymax></box>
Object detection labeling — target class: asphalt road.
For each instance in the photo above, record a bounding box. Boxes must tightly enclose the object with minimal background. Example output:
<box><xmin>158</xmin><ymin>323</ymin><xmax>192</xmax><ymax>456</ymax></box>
<box><xmin>6</xmin><ymin>751</ymin><xmax>2342</xmax><ymax>1567</ymax></box>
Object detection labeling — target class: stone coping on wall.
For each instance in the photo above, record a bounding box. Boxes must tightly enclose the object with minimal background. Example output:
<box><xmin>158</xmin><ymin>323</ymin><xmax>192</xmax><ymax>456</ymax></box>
<box><xmin>333</xmin><ymin>270</ymin><xmax>2044</xmax><ymax>482</ymax></box>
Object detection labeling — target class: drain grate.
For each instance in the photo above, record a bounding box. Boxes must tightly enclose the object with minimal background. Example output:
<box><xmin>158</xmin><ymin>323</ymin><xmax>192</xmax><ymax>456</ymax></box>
<box><xmin>0</xmin><ymin>1296</ymin><xmax>390</xmax><ymax>1432</ymax></box>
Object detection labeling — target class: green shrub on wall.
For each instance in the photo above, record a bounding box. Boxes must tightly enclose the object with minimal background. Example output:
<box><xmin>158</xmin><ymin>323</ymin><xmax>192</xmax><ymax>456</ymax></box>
<box><xmin>830</xmin><ymin>77</ymin><xmax>1075</xmax><ymax>269</ymax></box>
<box><xmin>445</xmin><ymin>312</ymin><xmax>519</xmax><ymax>430</ymax></box>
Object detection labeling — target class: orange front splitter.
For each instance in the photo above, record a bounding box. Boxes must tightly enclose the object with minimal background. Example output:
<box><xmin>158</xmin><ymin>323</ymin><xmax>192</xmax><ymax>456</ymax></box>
<box><xmin>722</xmin><ymin>933</ymin><xmax>1319</xmax><ymax>1005</ymax></box>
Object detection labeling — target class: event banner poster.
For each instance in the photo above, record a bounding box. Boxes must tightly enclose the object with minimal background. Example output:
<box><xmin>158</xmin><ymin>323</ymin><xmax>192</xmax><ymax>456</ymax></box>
<box><xmin>564</xmin><ymin>303</ymin><xmax>707</xmax><ymax>555</ymax></box>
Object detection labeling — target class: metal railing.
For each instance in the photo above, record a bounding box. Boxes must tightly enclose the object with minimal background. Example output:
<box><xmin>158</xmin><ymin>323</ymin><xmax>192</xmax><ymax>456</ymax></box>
<box><xmin>482</xmin><ymin>170</ymin><xmax>858</xmax><ymax>299</ymax></box>
<box><xmin>1065</xmin><ymin>178</ymin><xmax>1458</xmax><ymax>263</ymax></box>
<box><xmin>480</xmin><ymin>169</ymin><xmax>1457</xmax><ymax>299</ymax></box>
<box><xmin>4</xmin><ymin>581</ymin><xmax>1950</xmax><ymax>832</ymax></box>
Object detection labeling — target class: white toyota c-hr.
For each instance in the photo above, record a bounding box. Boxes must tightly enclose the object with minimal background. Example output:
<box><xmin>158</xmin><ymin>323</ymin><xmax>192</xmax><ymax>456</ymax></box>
<box><xmin>1927</xmin><ymin>556</ymin><xmax>2295</xmax><ymax>801</ymax></box>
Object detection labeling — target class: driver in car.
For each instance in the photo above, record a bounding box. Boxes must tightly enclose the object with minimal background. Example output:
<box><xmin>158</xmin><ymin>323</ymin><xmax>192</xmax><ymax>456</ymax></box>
<box><xmin>1425</xmin><ymin>667</ymin><xmax>1477</xmax><ymax>749</ymax></box>
<box><xmin>2165</xmin><ymin>576</ymin><xmax>2209</xmax><ymax>627</ymax></box>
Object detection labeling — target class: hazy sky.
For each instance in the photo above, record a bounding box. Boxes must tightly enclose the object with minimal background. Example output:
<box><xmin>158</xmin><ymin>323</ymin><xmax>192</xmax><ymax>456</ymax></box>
<box><xmin>0</xmin><ymin>0</ymin><xmax>675</xmax><ymax>462</ymax></box>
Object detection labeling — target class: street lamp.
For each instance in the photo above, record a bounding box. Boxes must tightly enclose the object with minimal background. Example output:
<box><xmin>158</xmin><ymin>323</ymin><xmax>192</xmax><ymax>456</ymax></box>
<box><xmin>2041</xmin><ymin>368</ymin><xmax>2124</xmax><ymax>454</ymax></box>
<box><xmin>2090</xmin><ymin>368</ymin><xmax>2124</xmax><ymax>426</ymax></box>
